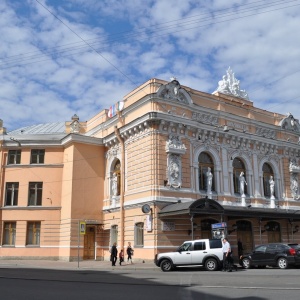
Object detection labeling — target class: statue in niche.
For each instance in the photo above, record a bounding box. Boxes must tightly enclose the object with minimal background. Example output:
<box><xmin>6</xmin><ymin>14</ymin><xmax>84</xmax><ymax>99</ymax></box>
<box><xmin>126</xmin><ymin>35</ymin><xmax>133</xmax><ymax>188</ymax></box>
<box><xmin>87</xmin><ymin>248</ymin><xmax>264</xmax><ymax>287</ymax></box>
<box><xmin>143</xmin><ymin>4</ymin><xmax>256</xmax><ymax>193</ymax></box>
<box><xmin>239</xmin><ymin>172</ymin><xmax>247</xmax><ymax>196</ymax></box>
<box><xmin>206</xmin><ymin>167</ymin><xmax>213</xmax><ymax>193</ymax></box>
<box><xmin>112</xmin><ymin>172</ymin><xmax>118</xmax><ymax>196</ymax></box>
<box><xmin>170</xmin><ymin>161</ymin><xmax>179</xmax><ymax>180</ymax></box>
<box><xmin>269</xmin><ymin>176</ymin><xmax>275</xmax><ymax>198</ymax></box>
<box><xmin>291</xmin><ymin>174</ymin><xmax>299</xmax><ymax>200</ymax></box>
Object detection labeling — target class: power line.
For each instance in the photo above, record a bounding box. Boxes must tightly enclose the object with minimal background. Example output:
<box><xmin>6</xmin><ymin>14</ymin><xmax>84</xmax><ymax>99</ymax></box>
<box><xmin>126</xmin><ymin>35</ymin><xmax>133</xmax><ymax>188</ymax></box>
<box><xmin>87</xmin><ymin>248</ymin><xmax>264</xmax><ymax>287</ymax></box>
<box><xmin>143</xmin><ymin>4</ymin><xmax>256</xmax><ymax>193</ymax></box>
<box><xmin>2</xmin><ymin>0</ymin><xmax>288</xmax><ymax>63</ymax></box>
<box><xmin>1</xmin><ymin>0</ymin><xmax>298</xmax><ymax>69</ymax></box>
<box><xmin>34</xmin><ymin>0</ymin><xmax>137</xmax><ymax>87</ymax></box>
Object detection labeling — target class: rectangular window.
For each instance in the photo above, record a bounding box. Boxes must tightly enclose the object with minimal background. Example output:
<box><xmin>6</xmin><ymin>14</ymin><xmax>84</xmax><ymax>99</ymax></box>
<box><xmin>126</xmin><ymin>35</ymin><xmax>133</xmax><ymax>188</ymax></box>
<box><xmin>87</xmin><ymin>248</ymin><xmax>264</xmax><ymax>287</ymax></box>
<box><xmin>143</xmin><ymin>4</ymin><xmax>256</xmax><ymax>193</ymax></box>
<box><xmin>8</xmin><ymin>150</ymin><xmax>21</xmax><ymax>165</ymax></box>
<box><xmin>28</xmin><ymin>182</ymin><xmax>43</xmax><ymax>206</ymax></box>
<box><xmin>5</xmin><ymin>182</ymin><xmax>19</xmax><ymax>206</ymax></box>
<box><xmin>3</xmin><ymin>222</ymin><xmax>16</xmax><ymax>246</ymax></box>
<box><xmin>26</xmin><ymin>222</ymin><xmax>41</xmax><ymax>245</ymax></box>
<box><xmin>110</xmin><ymin>225</ymin><xmax>118</xmax><ymax>246</ymax></box>
<box><xmin>134</xmin><ymin>223</ymin><xmax>144</xmax><ymax>247</ymax></box>
<box><xmin>194</xmin><ymin>242</ymin><xmax>206</xmax><ymax>251</ymax></box>
<box><xmin>30</xmin><ymin>149</ymin><xmax>45</xmax><ymax>164</ymax></box>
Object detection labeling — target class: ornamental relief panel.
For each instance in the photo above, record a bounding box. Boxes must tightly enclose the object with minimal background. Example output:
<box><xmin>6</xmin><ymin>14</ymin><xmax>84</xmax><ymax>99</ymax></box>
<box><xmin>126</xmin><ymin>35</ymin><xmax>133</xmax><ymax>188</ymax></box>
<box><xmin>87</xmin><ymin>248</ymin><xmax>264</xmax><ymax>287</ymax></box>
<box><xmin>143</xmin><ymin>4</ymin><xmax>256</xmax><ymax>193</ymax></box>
<box><xmin>106</xmin><ymin>144</ymin><xmax>121</xmax><ymax>159</ymax></box>
<box><xmin>191</xmin><ymin>112</ymin><xmax>218</xmax><ymax>125</ymax></box>
<box><xmin>167</xmin><ymin>153</ymin><xmax>182</xmax><ymax>189</ymax></box>
<box><xmin>255</xmin><ymin>127</ymin><xmax>276</xmax><ymax>139</ymax></box>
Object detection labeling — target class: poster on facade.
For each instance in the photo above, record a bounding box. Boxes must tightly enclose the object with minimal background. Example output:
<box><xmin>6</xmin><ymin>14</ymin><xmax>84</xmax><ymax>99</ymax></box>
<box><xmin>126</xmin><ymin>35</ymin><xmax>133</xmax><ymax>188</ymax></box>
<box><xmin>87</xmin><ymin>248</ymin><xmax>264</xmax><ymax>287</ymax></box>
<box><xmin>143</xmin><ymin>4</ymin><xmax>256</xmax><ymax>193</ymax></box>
<box><xmin>146</xmin><ymin>214</ymin><xmax>152</xmax><ymax>232</ymax></box>
<box><xmin>79</xmin><ymin>221</ymin><xmax>86</xmax><ymax>235</ymax></box>
<box><xmin>162</xmin><ymin>221</ymin><xmax>175</xmax><ymax>231</ymax></box>
<box><xmin>211</xmin><ymin>222</ymin><xmax>227</xmax><ymax>239</ymax></box>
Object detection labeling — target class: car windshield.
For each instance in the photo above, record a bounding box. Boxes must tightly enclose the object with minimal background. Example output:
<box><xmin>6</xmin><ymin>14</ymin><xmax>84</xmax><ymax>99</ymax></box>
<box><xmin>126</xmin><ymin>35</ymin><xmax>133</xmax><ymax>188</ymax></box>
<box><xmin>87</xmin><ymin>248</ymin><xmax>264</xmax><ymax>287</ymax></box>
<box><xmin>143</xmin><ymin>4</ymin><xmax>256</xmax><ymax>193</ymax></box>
<box><xmin>178</xmin><ymin>242</ymin><xmax>192</xmax><ymax>252</ymax></box>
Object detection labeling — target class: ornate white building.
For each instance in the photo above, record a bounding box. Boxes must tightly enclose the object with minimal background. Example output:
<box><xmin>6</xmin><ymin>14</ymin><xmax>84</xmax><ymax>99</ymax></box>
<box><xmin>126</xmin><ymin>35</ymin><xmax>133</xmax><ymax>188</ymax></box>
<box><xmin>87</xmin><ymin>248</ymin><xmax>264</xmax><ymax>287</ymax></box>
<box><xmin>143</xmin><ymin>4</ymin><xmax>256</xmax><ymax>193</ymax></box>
<box><xmin>1</xmin><ymin>69</ymin><xmax>300</xmax><ymax>261</ymax></box>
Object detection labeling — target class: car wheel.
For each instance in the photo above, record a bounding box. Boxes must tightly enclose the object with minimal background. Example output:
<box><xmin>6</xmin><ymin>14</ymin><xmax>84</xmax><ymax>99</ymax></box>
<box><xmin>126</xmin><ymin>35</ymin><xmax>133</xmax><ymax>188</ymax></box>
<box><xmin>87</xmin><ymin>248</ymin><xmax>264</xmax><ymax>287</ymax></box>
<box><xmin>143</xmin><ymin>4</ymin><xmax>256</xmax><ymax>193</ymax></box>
<box><xmin>242</xmin><ymin>258</ymin><xmax>251</xmax><ymax>269</ymax></box>
<box><xmin>205</xmin><ymin>258</ymin><xmax>218</xmax><ymax>271</ymax></box>
<box><xmin>277</xmin><ymin>257</ymin><xmax>288</xmax><ymax>269</ymax></box>
<box><xmin>160</xmin><ymin>259</ymin><xmax>173</xmax><ymax>272</ymax></box>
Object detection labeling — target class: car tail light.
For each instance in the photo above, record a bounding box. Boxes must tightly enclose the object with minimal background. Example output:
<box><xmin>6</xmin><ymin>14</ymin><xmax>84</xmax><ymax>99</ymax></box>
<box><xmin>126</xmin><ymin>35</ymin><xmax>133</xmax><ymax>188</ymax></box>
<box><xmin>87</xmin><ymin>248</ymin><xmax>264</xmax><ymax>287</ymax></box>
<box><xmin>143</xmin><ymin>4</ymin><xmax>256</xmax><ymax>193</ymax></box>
<box><xmin>289</xmin><ymin>248</ymin><xmax>296</xmax><ymax>256</ymax></box>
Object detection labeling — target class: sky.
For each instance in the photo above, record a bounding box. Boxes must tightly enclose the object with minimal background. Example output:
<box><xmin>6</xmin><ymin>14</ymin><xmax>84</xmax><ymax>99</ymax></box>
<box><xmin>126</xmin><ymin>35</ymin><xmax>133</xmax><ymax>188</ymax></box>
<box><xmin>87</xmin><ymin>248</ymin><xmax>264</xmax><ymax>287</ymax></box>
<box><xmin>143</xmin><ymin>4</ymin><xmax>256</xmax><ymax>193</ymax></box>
<box><xmin>1</xmin><ymin>0</ymin><xmax>300</xmax><ymax>132</ymax></box>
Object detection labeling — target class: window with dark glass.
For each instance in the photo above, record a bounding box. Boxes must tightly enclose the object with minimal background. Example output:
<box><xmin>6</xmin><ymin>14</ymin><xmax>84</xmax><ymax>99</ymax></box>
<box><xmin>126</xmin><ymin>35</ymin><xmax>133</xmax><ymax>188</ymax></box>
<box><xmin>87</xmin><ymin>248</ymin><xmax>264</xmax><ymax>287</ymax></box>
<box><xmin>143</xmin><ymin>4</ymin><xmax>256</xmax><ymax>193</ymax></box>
<box><xmin>5</xmin><ymin>182</ymin><xmax>19</xmax><ymax>206</ymax></box>
<box><xmin>8</xmin><ymin>150</ymin><xmax>21</xmax><ymax>165</ymax></box>
<box><xmin>3</xmin><ymin>222</ymin><xmax>16</xmax><ymax>246</ymax></box>
<box><xmin>26</xmin><ymin>222</ymin><xmax>41</xmax><ymax>245</ymax></box>
<box><xmin>198</xmin><ymin>152</ymin><xmax>214</xmax><ymax>191</ymax></box>
<box><xmin>28</xmin><ymin>182</ymin><xmax>43</xmax><ymax>206</ymax></box>
<box><xmin>194</xmin><ymin>242</ymin><xmax>206</xmax><ymax>250</ymax></box>
<box><xmin>263</xmin><ymin>163</ymin><xmax>274</xmax><ymax>197</ymax></box>
<box><xmin>134</xmin><ymin>222</ymin><xmax>144</xmax><ymax>247</ymax></box>
<box><xmin>30</xmin><ymin>149</ymin><xmax>45</xmax><ymax>164</ymax></box>
<box><xmin>233</xmin><ymin>158</ymin><xmax>247</xmax><ymax>194</ymax></box>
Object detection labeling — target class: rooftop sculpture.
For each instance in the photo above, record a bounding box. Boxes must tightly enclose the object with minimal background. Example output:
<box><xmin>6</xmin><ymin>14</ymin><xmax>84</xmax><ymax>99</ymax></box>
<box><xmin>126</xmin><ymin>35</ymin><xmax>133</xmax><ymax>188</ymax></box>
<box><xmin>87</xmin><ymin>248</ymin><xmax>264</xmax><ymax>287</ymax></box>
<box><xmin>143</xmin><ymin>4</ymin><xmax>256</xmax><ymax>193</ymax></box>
<box><xmin>214</xmin><ymin>67</ymin><xmax>249</xmax><ymax>100</ymax></box>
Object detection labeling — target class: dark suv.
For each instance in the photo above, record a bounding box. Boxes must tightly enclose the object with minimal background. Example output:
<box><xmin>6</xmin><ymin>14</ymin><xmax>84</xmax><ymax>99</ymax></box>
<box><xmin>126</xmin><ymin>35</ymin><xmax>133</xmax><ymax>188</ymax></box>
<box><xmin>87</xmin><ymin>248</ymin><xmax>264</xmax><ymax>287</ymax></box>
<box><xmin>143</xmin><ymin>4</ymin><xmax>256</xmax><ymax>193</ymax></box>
<box><xmin>241</xmin><ymin>243</ymin><xmax>300</xmax><ymax>269</ymax></box>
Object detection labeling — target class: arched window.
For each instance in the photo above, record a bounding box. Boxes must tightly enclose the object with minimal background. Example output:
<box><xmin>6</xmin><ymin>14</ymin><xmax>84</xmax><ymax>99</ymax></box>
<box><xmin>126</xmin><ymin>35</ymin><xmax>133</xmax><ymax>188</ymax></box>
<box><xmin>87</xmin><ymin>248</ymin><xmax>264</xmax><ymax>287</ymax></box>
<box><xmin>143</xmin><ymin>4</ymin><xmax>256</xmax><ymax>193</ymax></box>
<box><xmin>233</xmin><ymin>158</ymin><xmax>247</xmax><ymax>194</ymax></box>
<box><xmin>110</xmin><ymin>225</ymin><xmax>118</xmax><ymax>245</ymax></box>
<box><xmin>263</xmin><ymin>163</ymin><xmax>274</xmax><ymax>198</ymax></box>
<box><xmin>198</xmin><ymin>152</ymin><xmax>214</xmax><ymax>191</ymax></box>
<box><xmin>134</xmin><ymin>222</ymin><xmax>144</xmax><ymax>247</ymax></box>
<box><xmin>112</xmin><ymin>160</ymin><xmax>121</xmax><ymax>196</ymax></box>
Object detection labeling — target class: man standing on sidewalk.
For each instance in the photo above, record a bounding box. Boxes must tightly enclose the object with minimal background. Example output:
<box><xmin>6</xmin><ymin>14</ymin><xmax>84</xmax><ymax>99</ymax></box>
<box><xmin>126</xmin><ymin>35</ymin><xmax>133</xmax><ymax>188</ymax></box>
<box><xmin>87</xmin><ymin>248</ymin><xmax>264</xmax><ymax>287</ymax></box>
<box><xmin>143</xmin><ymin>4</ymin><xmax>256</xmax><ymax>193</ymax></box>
<box><xmin>110</xmin><ymin>243</ymin><xmax>118</xmax><ymax>267</ymax></box>
<box><xmin>222</xmin><ymin>237</ymin><xmax>232</xmax><ymax>272</ymax></box>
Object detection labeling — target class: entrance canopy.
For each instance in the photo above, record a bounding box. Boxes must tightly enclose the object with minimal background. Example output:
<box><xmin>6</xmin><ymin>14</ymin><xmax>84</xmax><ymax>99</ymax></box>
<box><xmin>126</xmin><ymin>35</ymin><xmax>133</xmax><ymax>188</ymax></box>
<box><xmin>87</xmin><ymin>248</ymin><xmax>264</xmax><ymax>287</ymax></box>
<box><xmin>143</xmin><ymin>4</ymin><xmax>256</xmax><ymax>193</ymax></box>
<box><xmin>158</xmin><ymin>198</ymin><xmax>300</xmax><ymax>221</ymax></box>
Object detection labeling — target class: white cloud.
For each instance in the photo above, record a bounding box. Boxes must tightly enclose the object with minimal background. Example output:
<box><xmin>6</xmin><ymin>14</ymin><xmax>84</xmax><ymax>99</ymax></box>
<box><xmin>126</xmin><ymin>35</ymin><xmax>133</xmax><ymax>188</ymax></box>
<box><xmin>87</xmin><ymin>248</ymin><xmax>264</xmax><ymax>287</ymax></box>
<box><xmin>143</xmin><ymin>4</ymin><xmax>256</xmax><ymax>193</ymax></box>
<box><xmin>1</xmin><ymin>0</ymin><xmax>300</xmax><ymax>131</ymax></box>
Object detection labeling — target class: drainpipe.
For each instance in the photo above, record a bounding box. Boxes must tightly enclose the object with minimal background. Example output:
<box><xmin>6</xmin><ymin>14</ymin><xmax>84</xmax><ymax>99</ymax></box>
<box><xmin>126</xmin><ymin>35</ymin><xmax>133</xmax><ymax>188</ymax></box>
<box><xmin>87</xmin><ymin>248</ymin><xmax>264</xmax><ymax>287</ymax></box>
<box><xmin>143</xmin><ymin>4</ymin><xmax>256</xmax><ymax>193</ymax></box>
<box><xmin>0</xmin><ymin>140</ymin><xmax>6</xmax><ymax>205</ymax></box>
<box><xmin>114</xmin><ymin>126</ymin><xmax>125</xmax><ymax>250</ymax></box>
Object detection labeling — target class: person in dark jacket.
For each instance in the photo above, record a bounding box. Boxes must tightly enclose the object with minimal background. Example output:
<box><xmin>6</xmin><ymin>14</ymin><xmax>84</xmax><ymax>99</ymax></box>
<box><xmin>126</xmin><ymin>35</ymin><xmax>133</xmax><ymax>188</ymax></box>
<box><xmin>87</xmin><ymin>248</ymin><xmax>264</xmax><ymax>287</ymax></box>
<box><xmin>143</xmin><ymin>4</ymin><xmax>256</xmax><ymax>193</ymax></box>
<box><xmin>110</xmin><ymin>242</ymin><xmax>118</xmax><ymax>266</ymax></box>
<box><xmin>126</xmin><ymin>242</ymin><xmax>134</xmax><ymax>264</ymax></box>
<box><xmin>238</xmin><ymin>238</ymin><xmax>244</xmax><ymax>258</ymax></box>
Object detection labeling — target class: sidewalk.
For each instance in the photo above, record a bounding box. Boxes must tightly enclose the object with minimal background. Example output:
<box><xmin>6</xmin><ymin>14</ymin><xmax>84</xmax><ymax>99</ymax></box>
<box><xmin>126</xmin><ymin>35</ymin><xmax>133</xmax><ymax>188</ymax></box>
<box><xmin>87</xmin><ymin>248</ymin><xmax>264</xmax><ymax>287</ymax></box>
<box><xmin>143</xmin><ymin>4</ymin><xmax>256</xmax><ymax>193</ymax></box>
<box><xmin>0</xmin><ymin>259</ymin><xmax>158</xmax><ymax>271</ymax></box>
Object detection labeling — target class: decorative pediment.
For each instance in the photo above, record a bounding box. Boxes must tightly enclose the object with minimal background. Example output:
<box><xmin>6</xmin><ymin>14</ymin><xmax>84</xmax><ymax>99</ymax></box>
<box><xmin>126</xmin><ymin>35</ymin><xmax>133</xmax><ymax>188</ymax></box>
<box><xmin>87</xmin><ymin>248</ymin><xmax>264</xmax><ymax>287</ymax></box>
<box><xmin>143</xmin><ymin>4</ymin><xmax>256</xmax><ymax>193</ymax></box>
<box><xmin>213</xmin><ymin>67</ymin><xmax>249</xmax><ymax>100</ymax></box>
<box><xmin>279</xmin><ymin>113</ymin><xmax>300</xmax><ymax>133</ymax></box>
<box><xmin>156</xmin><ymin>78</ymin><xmax>193</xmax><ymax>104</ymax></box>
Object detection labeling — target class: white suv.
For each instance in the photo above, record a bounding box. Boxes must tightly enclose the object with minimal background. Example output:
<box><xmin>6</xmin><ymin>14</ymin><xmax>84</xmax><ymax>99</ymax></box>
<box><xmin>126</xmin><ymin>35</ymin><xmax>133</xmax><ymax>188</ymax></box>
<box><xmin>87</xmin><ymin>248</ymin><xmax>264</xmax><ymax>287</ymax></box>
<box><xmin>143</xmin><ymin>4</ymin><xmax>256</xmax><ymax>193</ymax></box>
<box><xmin>155</xmin><ymin>239</ymin><xmax>223</xmax><ymax>272</ymax></box>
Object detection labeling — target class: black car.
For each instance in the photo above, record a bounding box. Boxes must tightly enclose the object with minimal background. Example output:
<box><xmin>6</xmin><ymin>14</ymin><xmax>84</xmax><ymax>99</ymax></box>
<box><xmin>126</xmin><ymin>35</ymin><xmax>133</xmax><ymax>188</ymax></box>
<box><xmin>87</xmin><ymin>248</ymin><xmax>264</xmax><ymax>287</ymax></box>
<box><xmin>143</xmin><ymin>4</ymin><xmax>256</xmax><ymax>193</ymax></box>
<box><xmin>241</xmin><ymin>243</ymin><xmax>300</xmax><ymax>269</ymax></box>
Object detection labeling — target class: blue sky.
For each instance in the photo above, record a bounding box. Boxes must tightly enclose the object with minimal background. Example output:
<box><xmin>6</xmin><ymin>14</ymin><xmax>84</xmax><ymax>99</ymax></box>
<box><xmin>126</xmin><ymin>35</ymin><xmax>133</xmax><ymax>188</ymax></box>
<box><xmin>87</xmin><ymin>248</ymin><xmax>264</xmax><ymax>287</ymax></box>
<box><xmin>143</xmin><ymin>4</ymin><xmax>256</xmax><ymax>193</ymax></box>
<box><xmin>1</xmin><ymin>0</ymin><xmax>300</xmax><ymax>131</ymax></box>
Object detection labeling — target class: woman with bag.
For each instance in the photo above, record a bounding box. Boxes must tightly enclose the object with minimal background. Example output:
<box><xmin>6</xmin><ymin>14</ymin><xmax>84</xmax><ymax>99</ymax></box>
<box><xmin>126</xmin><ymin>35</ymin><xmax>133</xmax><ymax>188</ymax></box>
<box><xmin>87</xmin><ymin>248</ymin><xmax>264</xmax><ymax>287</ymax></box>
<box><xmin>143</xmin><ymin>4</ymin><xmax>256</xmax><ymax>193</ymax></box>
<box><xmin>126</xmin><ymin>242</ymin><xmax>134</xmax><ymax>264</ymax></box>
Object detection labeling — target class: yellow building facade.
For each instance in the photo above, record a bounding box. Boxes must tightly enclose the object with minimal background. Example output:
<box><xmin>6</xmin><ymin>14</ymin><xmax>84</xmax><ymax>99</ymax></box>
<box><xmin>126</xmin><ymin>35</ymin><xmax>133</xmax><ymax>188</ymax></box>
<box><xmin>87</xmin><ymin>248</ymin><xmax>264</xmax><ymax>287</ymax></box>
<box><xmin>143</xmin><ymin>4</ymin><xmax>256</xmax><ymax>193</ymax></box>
<box><xmin>1</xmin><ymin>73</ymin><xmax>300</xmax><ymax>262</ymax></box>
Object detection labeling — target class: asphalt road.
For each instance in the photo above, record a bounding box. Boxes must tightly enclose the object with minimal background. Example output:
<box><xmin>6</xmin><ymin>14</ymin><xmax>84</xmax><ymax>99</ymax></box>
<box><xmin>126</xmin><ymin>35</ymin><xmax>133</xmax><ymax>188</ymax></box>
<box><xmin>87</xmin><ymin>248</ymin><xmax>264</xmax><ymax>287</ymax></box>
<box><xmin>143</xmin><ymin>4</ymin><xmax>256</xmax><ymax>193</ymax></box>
<box><xmin>0</xmin><ymin>266</ymin><xmax>299</xmax><ymax>300</ymax></box>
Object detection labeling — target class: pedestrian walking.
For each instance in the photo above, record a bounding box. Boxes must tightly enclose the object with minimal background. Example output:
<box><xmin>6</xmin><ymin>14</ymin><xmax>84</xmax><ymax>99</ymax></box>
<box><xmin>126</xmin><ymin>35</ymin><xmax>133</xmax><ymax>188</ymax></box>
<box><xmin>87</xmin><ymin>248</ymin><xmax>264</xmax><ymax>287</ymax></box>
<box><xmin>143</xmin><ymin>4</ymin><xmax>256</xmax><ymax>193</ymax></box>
<box><xmin>119</xmin><ymin>249</ymin><xmax>124</xmax><ymax>266</ymax></box>
<box><xmin>222</xmin><ymin>237</ymin><xmax>232</xmax><ymax>272</ymax></box>
<box><xmin>127</xmin><ymin>242</ymin><xmax>134</xmax><ymax>264</ymax></box>
<box><xmin>110</xmin><ymin>242</ymin><xmax>118</xmax><ymax>267</ymax></box>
